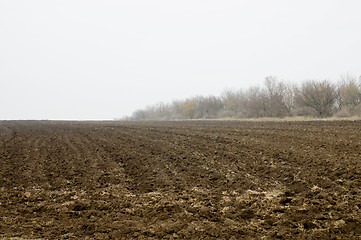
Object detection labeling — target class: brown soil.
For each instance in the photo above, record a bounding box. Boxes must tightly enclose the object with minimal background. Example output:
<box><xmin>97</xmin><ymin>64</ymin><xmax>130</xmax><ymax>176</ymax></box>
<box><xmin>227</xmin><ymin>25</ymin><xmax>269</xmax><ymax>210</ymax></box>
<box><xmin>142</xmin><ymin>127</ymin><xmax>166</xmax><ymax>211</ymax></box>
<box><xmin>1</xmin><ymin>120</ymin><xmax>361</xmax><ymax>239</ymax></box>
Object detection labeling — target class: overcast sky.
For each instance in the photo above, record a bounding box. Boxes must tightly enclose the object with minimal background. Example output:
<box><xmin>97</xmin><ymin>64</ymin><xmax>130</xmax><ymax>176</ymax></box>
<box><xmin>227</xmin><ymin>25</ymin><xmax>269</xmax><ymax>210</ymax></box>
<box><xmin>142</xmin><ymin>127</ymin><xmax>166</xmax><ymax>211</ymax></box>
<box><xmin>1</xmin><ymin>1</ymin><xmax>361</xmax><ymax>120</ymax></box>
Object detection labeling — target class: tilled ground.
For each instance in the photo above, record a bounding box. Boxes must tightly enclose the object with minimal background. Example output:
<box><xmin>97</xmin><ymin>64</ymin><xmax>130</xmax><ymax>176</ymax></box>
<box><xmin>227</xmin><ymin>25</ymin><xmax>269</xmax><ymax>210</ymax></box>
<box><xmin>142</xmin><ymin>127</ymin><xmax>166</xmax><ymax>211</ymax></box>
<box><xmin>1</xmin><ymin>120</ymin><xmax>361</xmax><ymax>239</ymax></box>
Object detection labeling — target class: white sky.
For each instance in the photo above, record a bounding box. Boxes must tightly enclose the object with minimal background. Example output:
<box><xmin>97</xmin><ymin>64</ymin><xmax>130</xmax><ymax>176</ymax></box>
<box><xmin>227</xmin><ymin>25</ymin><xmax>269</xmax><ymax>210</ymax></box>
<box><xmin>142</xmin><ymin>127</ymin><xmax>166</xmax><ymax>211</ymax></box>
<box><xmin>1</xmin><ymin>0</ymin><xmax>361</xmax><ymax>120</ymax></box>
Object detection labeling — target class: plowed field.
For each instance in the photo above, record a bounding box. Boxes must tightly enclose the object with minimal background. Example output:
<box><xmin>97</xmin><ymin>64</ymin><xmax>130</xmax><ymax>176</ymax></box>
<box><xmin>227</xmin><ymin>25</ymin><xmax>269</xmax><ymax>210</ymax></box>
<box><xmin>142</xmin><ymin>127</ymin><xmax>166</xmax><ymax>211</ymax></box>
<box><xmin>1</xmin><ymin>120</ymin><xmax>361</xmax><ymax>239</ymax></box>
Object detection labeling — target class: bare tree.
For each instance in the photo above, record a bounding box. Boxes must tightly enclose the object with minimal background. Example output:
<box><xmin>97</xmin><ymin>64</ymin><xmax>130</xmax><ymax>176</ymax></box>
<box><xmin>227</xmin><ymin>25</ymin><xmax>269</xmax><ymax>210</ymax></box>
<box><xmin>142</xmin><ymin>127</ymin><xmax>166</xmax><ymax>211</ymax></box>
<box><xmin>283</xmin><ymin>83</ymin><xmax>296</xmax><ymax>114</ymax></box>
<box><xmin>182</xmin><ymin>98</ymin><xmax>197</xmax><ymax>119</ymax></box>
<box><xmin>131</xmin><ymin>109</ymin><xmax>147</xmax><ymax>121</ymax></box>
<box><xmin>337</xmin><ymin>74</ymin><xmax>361</xmax><ymax>108</ymax></box>
<box><xmin>244</xmin><ymin>87</ymin><xmax>268</xmax><ymax>118</ymax></box>
<box><xmin>264</xmin><ymin>76</ymin><xmax>289</xmax><ymax>117</ymax></box>
<box><xmin>195</xmin><ymin>96</ymin><xmax>223</xmax><ymax>119</ymax></box>
<box><xmin>170</xmin><ymin>100</ymin><xmax>184</xmax><ymax>119</ymax></box>
<box><xmin>294</xmin><ymin>80</ymin><xmax>337</xmax><ymax>117</ymax></box>
<box><xmin>221</xmin><ymin>89</ymin><xmax>247</xmax><ymax>118</ymax></box>
<box><xmin>128</xmin><ymin>75</ymin><xmax>360</xmax><ymax>120</ymax></box>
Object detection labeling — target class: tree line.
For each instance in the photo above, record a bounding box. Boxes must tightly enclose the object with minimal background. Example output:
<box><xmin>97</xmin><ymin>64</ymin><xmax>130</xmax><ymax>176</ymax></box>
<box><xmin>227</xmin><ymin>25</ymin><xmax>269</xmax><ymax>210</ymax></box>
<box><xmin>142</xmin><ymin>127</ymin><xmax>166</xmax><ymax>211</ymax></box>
<box><xmin>127</xmin><ymin>75</ymin><xmax>361</xmax><ymax>120</ymax></box>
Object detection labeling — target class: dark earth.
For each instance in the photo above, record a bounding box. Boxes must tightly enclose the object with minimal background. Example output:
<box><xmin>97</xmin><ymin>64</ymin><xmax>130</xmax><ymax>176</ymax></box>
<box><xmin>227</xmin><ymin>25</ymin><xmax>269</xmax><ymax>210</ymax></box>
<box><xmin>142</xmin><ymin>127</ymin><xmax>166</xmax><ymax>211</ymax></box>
<box><xmin>1</xmin><ymin>120</ymin><xmax>361</xmax><ymax>239</ymax></box>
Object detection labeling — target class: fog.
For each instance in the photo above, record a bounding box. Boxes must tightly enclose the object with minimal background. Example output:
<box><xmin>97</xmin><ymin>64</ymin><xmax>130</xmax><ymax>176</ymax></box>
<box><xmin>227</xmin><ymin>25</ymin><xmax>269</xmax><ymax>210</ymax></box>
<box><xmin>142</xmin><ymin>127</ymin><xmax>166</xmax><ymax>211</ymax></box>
<box><xmin>1</xmin><ymin>0</ymin><xmax>361</xmax><ymax>120</ymax></box>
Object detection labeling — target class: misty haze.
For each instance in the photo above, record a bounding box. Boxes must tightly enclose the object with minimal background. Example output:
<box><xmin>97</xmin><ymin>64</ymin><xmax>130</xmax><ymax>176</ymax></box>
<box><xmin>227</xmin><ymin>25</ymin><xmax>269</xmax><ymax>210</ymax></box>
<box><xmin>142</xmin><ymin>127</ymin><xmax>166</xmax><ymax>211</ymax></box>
<box><xmin>1</xmin><ymin>1</ymin><xmax>360</xmax><ymax>120</ymax></box>
<box><xmin>1</xmin><ymin>1</ymin><xmax>361</xmax><ymax>239</ymax></box>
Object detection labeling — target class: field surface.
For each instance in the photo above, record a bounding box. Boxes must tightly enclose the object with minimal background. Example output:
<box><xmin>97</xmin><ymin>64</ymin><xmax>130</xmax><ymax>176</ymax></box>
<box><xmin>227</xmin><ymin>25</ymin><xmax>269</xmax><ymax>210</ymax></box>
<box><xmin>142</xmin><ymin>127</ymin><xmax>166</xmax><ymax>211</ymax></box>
<box><xmin>1</xmin><ymin>120</ymin><xmax>361</xmax><ymax>239</ymax></box>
